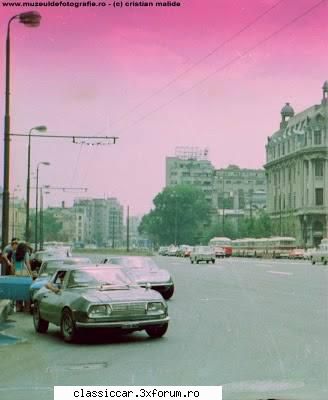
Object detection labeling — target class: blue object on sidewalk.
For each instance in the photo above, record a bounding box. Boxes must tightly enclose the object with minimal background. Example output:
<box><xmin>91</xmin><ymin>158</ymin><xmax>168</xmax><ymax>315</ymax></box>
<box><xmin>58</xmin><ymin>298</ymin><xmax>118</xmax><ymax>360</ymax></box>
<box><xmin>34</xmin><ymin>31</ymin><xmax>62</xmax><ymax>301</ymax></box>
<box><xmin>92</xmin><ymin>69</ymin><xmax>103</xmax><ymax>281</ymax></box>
<box><xmin>0</xmin><ymin>276</ymin><xmax>33</xmax><ymax>300</ymax></box>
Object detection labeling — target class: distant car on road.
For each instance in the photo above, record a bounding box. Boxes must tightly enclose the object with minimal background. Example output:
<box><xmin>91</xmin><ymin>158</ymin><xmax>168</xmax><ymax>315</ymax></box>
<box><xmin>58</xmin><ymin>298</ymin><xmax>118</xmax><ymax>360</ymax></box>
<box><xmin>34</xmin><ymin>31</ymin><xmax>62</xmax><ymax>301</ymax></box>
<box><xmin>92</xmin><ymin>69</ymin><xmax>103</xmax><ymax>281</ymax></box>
<box><xmin>32</xmin><ymin>266</ymin><xmax>169</xmax><ymax>342</ymax></box>
<box><xmin>190</xmin><ymin>246</ymin><xmax>215</xmax><ymax>264</ymax></box>
<box><xmin>102</xmin><ymin>256</ymin><xmax>174</xmax><ymax>300</ymax></box>
<box><xmin>311</xmin><ymin>239</ymin><xmax>328</xmax><ymax>265</ymax></box>
<box><xmin>213</xmin><ymin>246</ymin><xmax>225</xmax><ymax>258</ymax></box>
<box><xmin>288</xmin><ymin>249</ymin><xmax>305</xmax><ymax>260</ymax></box>
<box><xmin>158</xmin><ymin>246</ymin><xmax>168</xmax><ymax>256</ymax></box>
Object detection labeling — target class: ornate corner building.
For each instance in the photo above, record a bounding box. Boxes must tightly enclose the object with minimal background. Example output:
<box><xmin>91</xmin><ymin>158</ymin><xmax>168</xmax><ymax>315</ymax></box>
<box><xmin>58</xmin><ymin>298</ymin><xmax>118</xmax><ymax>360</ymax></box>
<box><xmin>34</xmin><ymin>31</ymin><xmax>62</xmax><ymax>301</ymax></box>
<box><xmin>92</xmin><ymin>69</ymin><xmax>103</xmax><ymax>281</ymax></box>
<box><xmin>265</xmin><ymin>81</ymin><xmax>328</xmax><ymax>247</ymax></box>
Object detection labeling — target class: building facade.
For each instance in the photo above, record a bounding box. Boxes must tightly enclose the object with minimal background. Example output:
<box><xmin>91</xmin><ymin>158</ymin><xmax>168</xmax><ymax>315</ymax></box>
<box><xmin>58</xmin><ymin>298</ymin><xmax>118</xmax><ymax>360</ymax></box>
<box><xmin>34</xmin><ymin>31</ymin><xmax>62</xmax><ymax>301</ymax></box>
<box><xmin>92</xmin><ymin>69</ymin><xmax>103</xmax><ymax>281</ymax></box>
<box><xmin>166</xmin><ymin>147</ymin><xmax>215</xmax><ymax>206</ymax></box>
<box><xmin>265</xmin><ymin>81</ymin><xmax>328</xmax><ymax>247</ymax></box>
<box><xmin>73</xmin><ymin>197</ymin><xmax>124</xmax><ymax>247</ymax></box>
<box><xmin>214</xmin><ymin>165</ymin><xmax>266</xmax><ymax>211</ymax></box>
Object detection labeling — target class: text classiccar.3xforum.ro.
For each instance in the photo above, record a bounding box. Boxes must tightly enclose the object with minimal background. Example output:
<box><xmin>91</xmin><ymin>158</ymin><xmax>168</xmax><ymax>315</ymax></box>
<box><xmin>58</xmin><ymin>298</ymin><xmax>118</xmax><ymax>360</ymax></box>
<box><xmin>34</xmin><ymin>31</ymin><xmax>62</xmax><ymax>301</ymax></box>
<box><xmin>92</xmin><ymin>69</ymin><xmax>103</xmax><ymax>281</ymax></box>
<box><xmin>71</xmin><ymin>389</ymin><xmax>200</xmax><ymax>398</ymax></box>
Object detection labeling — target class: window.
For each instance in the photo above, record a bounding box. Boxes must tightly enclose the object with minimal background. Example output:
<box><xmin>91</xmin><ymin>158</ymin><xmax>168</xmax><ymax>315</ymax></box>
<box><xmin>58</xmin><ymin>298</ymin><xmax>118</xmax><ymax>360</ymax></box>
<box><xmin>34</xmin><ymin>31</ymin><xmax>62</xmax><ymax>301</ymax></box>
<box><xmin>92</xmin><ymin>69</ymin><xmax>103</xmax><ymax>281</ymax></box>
<box><xmin>315</xmin><ymin>188</ymin><xmax>324</xmax><ymax>205</ymax></box>
<box><xmin>314</xmin><ymin>130</ymin><xmax>322</xmax><ymax>145</ymax></box>
<box><xmin>315</xmin><ymin>160</ymin><xmax>324</xmax><ymax>177</ymax></box>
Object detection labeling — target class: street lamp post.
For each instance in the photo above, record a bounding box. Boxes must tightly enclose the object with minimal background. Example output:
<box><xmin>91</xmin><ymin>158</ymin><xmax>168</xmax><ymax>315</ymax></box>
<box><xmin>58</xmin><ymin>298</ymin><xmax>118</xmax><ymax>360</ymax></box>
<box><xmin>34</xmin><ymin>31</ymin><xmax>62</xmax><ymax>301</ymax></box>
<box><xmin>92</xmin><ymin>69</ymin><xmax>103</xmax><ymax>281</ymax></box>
<box><xmin>1</xmin><ymin>11</ymin><xmax>42</xmax><ymax>249</ymax></box>
<box><xmin>35</xmin><ymin>162</ymin><xmax>50</xmax><ymax>250</ymax></box>
<box><xmin>39</xmin><ymin>188</ymin><xmax>50</xmax><ymax>251</ymax></box>
<box><xmin>25</xmin><ymin>125</ymin><xmax>47</xmax><ymax>242</ymax></box>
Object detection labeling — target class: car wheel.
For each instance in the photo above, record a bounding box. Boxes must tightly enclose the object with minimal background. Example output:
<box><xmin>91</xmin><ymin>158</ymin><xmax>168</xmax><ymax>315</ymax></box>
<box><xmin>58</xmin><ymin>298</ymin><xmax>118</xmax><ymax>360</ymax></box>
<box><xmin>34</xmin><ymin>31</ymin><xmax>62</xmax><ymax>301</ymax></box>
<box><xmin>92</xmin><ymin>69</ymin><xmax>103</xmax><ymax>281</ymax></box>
<box><xmin>61</xmin><ymin>308</ymin><xmax>78</xmax><ymax>343</ymax></box>
<box><xmin>324</xmin><ymin>260</ymin><xmax>328</xmax><ymax>266</ymax></box>
<box><xmin>191</xmin><ymin>259</ymin><xmax>194</xmax><ymax>264</ymax></box>
<box><xmin>212</xmin><ymin>259</ymin><xmax>215</xmax><ymax>264</ymax></box>
<box><xmin>145</xmin><ymin>323</ymin><xmax>168</xmax><ymax>338</ymax></box>
<box><xmin>196</xmin><ymin>260</ymin><xmax>199</xmax><ymax>264</ymax></box>
<box><xmin>206</xmin><ymin>261</ymin><xmax>209</xmax><ymax>264</ymax></box>
<box><xmin>33</xmin><ymin>301</ymin><xmax>49</xmax><ymax>334</ymax></box>
<box><xmin>312</xmin><ymin>259</ymin><xmax>316</xmax><ymax>265</ymax></box>
<box><xmin>162</xmin><ymin>285</ymin><xmax>174</xmax><ymax>300</ymax></box>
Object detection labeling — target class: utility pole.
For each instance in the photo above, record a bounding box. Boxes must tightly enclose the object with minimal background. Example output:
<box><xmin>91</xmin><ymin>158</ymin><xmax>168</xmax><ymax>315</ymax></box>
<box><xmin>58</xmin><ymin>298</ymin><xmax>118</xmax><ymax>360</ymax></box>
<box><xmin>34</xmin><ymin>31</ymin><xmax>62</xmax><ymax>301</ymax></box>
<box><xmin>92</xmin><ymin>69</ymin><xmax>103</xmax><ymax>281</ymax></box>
<box><xmin>112</xmin><ymin>210</ymin><xmax>115</xmax><ymax>249</ymax></box>
<box><xmin>126</xmin><ymin>205</ymin><xmax>130</xmax><ymax>252</ymax></box>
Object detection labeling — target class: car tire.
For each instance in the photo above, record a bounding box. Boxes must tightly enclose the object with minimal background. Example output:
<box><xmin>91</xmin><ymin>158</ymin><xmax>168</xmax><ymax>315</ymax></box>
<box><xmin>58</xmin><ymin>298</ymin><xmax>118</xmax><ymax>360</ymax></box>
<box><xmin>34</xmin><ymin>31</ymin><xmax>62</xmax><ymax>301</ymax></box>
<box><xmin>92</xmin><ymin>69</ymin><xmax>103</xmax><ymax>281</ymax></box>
<box><xmin>206</xmin><ymin>261</ymin><xmax>209</xmax><ymax>264</ymax></box>
<box><xmin>212</xmin><ymin>259</ymin><xmax>215</xmax><ymax>264</ymax></box>
<box><xmin>33</xmin><ymin>301</ymin><xmax>49</xmax><ymax>334</ymax></box>
<box><xmin>145</xmin><ymin>323</ymin><xmax>168</xmax><ymax>338</ymax></box>
<box><xmin>312</xmin><ymin>259</ymin><xmax>316</xmax><ymax>265</ymax></box>
<box><xmin>196</xmin><ymin>260</ymin><xmax>199</xmax><ymax>264</ymax></box>
<box><xmin>191</xmin><ymin>259</ymin><xmax>194</xmax><ymax>264</ymax></box>
<box><xmin>162</xmin><ymin>285</ymin><xmax>174</xmax><ymax>300</ymax></box>
<box><xmin>61</xmin><ymin>308</ymin><xmax>78</xmax><ymax>343</ymax></box>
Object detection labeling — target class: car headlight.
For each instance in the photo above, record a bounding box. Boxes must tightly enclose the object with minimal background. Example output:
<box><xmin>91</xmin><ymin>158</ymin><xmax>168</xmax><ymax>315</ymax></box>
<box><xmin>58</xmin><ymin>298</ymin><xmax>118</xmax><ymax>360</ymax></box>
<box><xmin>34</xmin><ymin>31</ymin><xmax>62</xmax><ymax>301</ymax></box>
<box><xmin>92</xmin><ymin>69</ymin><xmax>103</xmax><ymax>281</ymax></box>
<box><xmin>147</xmin><ymin>302</ymin><xmax>165</xmax><ymax>313</ymax></box>
<box><xmin>88</xmin><ymin>305</ymin><xmax>112</xmax><ymax>317</ymax></box>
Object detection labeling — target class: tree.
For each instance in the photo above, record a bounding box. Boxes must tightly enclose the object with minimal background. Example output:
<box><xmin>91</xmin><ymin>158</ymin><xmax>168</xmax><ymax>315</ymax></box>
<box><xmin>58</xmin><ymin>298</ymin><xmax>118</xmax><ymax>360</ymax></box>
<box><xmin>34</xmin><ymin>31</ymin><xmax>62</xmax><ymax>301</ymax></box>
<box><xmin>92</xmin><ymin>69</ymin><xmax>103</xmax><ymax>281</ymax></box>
<box><xmin>139</xmin><ymin>185</ymin><xmax>211</xmax><ymax>245</ymax></box>
<box><xmin>29</xmin><ymin>211</ymin><xmax>63</xmax><ymax>243</ymax></box>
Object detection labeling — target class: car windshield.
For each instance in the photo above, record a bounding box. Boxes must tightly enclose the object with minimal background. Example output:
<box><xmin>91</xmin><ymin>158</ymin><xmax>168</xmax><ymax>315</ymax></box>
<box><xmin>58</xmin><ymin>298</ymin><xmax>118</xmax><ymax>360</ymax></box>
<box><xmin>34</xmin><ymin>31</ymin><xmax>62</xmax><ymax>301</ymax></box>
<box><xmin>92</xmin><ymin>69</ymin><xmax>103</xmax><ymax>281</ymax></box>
<box><xmin>67</xmin><ymin>268</ymin><xmax>135</xmax><ymax>288</ymax></box>
<box><xmin>110</xmin><ymin>257</ymin><xmax>159</xmax><ymax>271</ymax></box>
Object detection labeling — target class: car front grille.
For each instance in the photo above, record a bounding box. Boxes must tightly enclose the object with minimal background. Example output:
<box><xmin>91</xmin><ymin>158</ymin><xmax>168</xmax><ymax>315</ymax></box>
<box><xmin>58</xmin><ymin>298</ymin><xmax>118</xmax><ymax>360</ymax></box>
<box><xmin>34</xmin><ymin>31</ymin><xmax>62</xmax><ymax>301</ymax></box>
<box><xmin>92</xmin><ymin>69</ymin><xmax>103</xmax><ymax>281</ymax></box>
<box><xmin>111</xmin><ymin>303</ymin><xmax>146</xmax><ymax>316</ymax></box>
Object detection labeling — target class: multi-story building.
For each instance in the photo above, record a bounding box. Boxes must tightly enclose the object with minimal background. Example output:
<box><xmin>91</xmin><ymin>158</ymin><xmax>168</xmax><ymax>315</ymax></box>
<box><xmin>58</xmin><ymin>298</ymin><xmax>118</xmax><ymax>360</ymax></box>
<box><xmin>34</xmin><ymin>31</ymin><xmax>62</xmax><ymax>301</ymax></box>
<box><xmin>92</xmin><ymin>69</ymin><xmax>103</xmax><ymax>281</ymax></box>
<box><xmin>46</xmin><ymin>202</ymin><xmax>75</xmax><ymax>242</ymax></box>
<box><xmin>73</xmin><ymin>197</ymin><xmax>123</xmax><ymax>247</ymax></box>
<box><xmin>166</xmin><ymin>148</ymin><xmax>267</xmax><ymax>230</ymax></box>
<box><xmin>166</xmin><ymin>147</ymin><xmax>215</xmax><ymax>206</ymax></box>
<box><xmin>265</xmin><ymin>81</ymin><xmax>328</xmax><ymax>247</ymax></box>
<box><xmin>214</xmin><ymin>165</ymin><xmax>266</xmax><ymax>211</ymax></box>
<box><xmin>9</xmin><ymin>197</ymin><xmax>26</xmax><ymax>241</ymax></box>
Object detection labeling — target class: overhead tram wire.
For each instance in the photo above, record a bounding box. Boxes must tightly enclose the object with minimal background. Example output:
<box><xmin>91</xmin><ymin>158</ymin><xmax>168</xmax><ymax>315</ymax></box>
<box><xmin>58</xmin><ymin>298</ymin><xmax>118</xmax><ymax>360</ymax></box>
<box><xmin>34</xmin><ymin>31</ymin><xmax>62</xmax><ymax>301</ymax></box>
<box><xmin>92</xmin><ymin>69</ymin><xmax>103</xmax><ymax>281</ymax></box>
<box><xmin>106</xmin><ymin>0</ymin><xmax>288</xmax><ymax>128</ymax></box>
<box><xmin>111</xmin><ymin>0</ymin><xmax>326</xmax><ymax>136</ymax></box>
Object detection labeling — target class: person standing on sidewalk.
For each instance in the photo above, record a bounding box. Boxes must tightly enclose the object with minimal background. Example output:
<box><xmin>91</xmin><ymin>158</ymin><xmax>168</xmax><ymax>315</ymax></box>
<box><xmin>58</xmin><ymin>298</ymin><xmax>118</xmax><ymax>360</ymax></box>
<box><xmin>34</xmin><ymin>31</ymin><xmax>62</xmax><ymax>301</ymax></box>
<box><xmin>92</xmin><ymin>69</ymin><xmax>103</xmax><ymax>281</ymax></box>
<box><xmin>13</xmin><ymin>242</ymin><xmax>32</xmax><ymax>312</ymax></box>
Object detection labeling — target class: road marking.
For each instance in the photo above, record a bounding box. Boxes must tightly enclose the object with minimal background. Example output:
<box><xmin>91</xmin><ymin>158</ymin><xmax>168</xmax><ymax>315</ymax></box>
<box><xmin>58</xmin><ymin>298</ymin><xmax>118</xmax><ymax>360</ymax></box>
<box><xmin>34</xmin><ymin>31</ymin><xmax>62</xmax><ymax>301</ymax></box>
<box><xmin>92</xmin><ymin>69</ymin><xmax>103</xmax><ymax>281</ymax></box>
<box><xmin>267</xmin><ymin>270</ymin><xmax>293</xmax><ymax>276</ymax></box>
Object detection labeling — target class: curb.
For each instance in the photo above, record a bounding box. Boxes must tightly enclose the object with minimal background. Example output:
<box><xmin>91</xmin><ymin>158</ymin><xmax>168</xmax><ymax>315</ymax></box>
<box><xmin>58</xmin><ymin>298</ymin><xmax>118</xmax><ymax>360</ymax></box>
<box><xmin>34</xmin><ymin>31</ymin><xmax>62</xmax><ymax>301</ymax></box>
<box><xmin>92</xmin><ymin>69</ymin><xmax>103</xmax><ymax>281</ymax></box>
<box><xmin>0</xmin><ymin>300</ymin><xmax>12</xmax><ymax>323</ymax></box>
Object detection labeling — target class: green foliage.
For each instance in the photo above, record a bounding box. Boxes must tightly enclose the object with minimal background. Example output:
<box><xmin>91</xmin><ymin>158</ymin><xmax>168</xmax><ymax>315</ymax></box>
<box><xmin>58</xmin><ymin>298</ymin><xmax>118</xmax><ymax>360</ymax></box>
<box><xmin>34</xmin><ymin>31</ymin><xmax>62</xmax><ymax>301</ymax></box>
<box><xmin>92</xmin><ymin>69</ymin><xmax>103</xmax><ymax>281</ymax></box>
<box><xmin>29</xmin><ymin>211</ymin><xmax>63</xmax><ymax>242</ymax></box>
<box><xmin>139</xmin><ymin>185</ymin><xmax>211</xmax><ymax>245</ymax></box>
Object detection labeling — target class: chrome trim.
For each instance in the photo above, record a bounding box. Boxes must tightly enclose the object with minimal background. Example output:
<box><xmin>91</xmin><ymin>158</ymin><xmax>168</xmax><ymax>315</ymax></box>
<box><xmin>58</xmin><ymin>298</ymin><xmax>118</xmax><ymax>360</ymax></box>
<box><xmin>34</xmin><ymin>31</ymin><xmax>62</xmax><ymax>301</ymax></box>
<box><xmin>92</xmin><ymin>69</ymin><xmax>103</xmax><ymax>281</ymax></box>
<box><xmin>76</xmin><ymin>316</ymin><xmax>169</xmax><ymax>328</ymax></box>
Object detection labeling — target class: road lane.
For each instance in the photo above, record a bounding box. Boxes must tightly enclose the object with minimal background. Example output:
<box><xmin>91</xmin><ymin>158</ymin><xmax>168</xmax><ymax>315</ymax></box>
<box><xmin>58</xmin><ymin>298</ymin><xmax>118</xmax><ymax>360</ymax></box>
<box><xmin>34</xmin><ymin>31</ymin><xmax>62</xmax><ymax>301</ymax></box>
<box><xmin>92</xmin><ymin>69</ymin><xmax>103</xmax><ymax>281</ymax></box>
<box><xmin>1</xmin><ymin>255</ymin><xmax>328</xmax><ymax>400</ymax></box>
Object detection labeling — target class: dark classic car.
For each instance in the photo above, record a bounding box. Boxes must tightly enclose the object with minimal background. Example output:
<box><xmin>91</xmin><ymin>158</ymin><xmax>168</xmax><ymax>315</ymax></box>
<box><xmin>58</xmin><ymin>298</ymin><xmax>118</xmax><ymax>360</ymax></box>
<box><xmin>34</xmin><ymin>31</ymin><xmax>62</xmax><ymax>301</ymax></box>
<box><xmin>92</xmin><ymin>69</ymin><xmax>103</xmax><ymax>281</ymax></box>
<box><xmin>103</xmin><ymin>256</ymin><xmax>174</xmax><ymax>300</ymax></box>
<box><xmin>33</xmin><ymin>265</ymin><xmax>169</xmax><ymax>343</ymax></box>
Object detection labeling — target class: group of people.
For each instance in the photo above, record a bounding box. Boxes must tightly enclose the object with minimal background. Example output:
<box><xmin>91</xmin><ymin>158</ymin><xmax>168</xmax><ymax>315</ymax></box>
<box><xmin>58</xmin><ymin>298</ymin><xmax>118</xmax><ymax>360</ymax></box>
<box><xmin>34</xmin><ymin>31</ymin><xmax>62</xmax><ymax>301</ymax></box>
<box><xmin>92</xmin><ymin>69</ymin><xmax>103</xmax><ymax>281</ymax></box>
<box><xmin>0</xmin><ymin>237</ymin><xmax>34</xmax><ymax>312</ymax></box>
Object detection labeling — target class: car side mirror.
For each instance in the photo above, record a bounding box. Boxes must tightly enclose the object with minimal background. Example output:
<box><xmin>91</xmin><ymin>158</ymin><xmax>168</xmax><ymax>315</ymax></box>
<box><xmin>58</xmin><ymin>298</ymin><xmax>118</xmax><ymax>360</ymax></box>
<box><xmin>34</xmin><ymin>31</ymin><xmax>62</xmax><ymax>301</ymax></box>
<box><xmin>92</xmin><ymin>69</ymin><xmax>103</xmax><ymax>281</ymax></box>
<box><xmin>145</xmin><ymin>282</ymin><xmax>151</xmax><ymax>290</ymax></box>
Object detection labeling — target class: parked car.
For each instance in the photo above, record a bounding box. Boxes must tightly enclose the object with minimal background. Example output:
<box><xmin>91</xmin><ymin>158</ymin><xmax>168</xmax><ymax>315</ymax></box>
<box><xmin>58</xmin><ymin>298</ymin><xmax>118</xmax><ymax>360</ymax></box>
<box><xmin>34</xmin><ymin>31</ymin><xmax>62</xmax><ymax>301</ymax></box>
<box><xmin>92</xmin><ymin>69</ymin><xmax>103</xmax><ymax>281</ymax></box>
<box><xmin>158</xmin><ymin>246</ymin><xmax>168</xmax><ymax>256</ymax></box>
<box><xmin>102</xmin><ymin>256</ymin><xmax>174</xmax><ymax>300</ymax></box>
<box><xmin>288</xmin><ymin>249</ymin><xmax>305</xmax><ymax>260</ymax></box>
<box><xmin>30</xmin><ymin>257</ymin><xmax>92</xmax><ymax>300</ymax></box>
<box><xmin>311</xmin><ymin>239</ymin><xmax>328</xmax><ymax>265</ymax></box>
<box><xmin>32</xmin><ymin>266</ymin><xmax>169</xmax><ymax>342</ymax></box>
<box><xmin>213</xmin><ymin>246</ymin><xmax>225</xmax><ymax>258</ymax></box>
<box><xmin>190</xmin><ymin>246</ymin><xmax>215</xmax><ymax>264</ymax></box>
<box><xmin>31</xmin><ymin>249</ymin><xmax>71</xmax><ymax>272</ymax></box>
<box><xmin>304</xmin><ymin>248</ymin><xmax>315</xmax><ymax>260</ymax></box>
<box><xmin>167</xmin><ymin>246</ymin><xmax>179</xmax><ymax>256</ymax></box>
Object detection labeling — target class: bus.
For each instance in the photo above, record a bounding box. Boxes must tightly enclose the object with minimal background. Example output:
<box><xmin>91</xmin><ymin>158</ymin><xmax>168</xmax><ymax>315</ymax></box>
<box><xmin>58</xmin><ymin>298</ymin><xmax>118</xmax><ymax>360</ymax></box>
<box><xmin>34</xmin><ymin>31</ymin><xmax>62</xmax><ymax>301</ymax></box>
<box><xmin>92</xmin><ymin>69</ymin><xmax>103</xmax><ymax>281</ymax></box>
<box><xmin>232</xmin><ymin>237</ymin><xmax>296</xmax><ymax>258</ymax></box>
<box><xmin>208</xmin><ymin>237</ymin><xmax>232</xmax><ymax>257</ymax></box>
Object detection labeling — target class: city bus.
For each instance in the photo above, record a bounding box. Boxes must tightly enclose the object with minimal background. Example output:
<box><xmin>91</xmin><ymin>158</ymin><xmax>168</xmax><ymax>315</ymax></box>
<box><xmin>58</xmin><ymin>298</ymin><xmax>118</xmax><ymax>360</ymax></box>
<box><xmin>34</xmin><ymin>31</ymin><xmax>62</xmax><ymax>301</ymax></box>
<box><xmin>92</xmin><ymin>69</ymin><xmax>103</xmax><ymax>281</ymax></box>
<box><xmin>208</xmin><ymin>237</ymin><xmax>232</xmax><ymax>257</ymax></box>
<box><xmin>232</xmin><ymin>237</ymin><xmax>296</xmax><ymax>258</ymax></box>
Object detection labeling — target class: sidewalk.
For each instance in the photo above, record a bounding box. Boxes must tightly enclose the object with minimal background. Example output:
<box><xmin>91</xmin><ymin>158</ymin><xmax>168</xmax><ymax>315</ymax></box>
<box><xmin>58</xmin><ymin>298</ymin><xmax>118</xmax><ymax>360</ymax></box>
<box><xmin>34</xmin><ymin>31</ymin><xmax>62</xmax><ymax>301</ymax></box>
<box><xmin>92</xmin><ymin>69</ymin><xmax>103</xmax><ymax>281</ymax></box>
<box><xmin>0</xmin><ymin>299</ymin><xmax>11</xmax><ymax>323</ymax></box>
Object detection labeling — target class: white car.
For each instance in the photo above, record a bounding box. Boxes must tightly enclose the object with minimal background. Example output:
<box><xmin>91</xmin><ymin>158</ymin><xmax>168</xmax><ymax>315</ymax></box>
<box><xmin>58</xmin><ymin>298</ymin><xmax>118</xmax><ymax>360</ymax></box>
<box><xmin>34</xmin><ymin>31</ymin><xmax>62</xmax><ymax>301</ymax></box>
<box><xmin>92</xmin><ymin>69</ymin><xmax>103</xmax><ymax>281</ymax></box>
<box><xmin>190</xmin><ymin>246</ymin><xmax>215</xmax><ymax>264</ymax></box>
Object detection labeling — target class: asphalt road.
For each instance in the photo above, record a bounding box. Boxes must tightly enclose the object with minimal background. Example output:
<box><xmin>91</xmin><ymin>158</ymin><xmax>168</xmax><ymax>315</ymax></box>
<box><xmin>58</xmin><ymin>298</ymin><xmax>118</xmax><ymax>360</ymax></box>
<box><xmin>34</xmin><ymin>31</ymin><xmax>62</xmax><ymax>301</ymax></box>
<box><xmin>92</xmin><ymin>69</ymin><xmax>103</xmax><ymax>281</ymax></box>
<box><xmin>1</xmin><ymin>255</ymin><xmax>328</xmax><ymax>400</ymax></box>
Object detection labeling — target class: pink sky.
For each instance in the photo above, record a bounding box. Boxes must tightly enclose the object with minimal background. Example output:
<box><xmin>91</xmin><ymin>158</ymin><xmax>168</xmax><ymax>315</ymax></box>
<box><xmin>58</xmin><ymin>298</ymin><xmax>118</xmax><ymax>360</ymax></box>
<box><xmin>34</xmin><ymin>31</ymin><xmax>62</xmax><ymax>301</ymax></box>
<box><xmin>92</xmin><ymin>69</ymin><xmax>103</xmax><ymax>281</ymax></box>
<box><xmin>0</xmin><ymin>0</ymin><xmax>328</xmax><ymax>215</ymax></box>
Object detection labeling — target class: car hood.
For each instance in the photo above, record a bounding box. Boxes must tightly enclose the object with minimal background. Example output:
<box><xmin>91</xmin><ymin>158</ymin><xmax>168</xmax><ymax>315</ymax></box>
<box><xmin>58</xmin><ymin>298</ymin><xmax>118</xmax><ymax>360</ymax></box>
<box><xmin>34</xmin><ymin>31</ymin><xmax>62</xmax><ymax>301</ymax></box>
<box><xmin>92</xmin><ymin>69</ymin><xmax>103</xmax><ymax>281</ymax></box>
<box><xmin>130</xmin><ymin>269</ymin><xmax>171</xmax><ymax>283</ymax></box>
<box><xmin>81</xmin><ymin>287</ymin><xmax>164</xmax><ymax>303</ymax></box>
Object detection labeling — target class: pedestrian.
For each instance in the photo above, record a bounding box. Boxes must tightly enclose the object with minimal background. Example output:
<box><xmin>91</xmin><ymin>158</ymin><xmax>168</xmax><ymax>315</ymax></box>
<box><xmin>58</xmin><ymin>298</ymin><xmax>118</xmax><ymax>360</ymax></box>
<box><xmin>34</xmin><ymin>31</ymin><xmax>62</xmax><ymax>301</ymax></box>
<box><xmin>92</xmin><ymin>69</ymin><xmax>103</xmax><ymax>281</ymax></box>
<box><xmin>2</xmin><ymin>238</ymin><xmax>18</xmax><ymax>275</ymax></box>
<box><xmin>0</xmin><ymin>250</ymin><xmax>12</xmax><ymax>276</ymax></box>
<box><xmin>13</xmin><ymin>242</ymin><xmax>32</xmax><ymax>312</ymax></box>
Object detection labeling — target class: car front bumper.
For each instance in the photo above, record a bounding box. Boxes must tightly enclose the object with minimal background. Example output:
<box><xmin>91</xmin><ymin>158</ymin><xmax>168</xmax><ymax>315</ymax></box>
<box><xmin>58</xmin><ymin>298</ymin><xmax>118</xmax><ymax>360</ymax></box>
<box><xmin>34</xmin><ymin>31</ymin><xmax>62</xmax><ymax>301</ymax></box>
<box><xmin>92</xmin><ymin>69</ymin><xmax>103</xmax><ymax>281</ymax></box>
<box><xmin>76</xmin><ymin>316</ymin><xmax>169</xmax><ymax>329</ymax></box>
